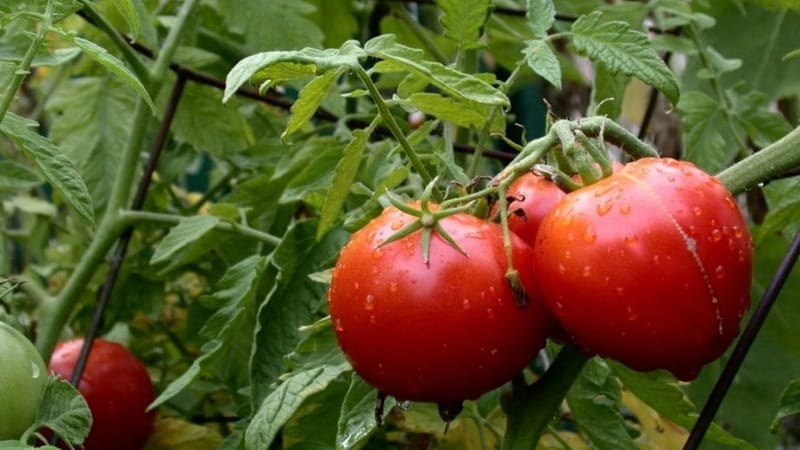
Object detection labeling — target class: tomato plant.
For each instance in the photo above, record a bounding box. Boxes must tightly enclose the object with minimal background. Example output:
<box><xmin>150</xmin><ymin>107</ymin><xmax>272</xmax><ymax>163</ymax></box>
<box><xmin>0</xmin><ymin>322</ymin><xmax>47</xmax><ymax>440</ymax></box>
<box><xmin>533</xmin><ymin>158</ymin><xmax>753</xmax><ymax>380</ymax></box>
<box><xmin>328</xmin><ymin>204</ymin><xmax>555</xmax><ymax>407</ymax></box>
<box><xmin>49</xmin><ymin>339</ymin><xmax>155</xmax><ymax>450</ymax></box>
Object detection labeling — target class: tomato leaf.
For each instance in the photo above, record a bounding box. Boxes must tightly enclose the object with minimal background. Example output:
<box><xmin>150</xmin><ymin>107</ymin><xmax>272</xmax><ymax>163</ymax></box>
<box><xmin>317</xmin><ymin>127</ymin><xmax>373</xmax><ymax>240</ymax></box>
<box><xmin>566</xmin><ymin>358</ymin><xmax>638</xmax><ymax>450</ymax></box>
<box><xmin>772</xmin><ymin>379</ymin><xmax>800</xmax><ymax>430</ymax></box>
<box><xmin>68</xmin><ymin>35</ymin><xmax>154</xmax><ymax>110</ymax></box>
<box><xmin>571</xmin><ymin>11</ymin><xmax>679</xmax><ymax>104</ymax></box>
<box><xmin>150</xmin><ymin>215</ymin><xmax>220</xmax><ymax>265</ymax></box>
<box><xmin>337</xmin><ymin>374</ymin><xmax>397</xmax><ymax>450</ymax></box>
<box><xmin>365</xmin><ymin>34</ymin><xmax>509</xmax><ymax>107</ymax></box>
<box><xmin>224</xmin><ymin>41</ymin><xmax>365</xmax><ymax>102</ymax></box>
<box><xmin>141</xmin><ymin>417</ymin><xmax>223</xmax><ymax>450</ymax></box>
<box><xmin>245</xmin><ymin>363</ymin><xmax>350</xmax><ymax>450</ymax></box>
<box><xmin>436</xmin><ymin>0</ymin><xmax>491</xmax><ymax>50</ymax></box>
<box><xmin>590</xmin><ymin>62</ymin><xmax>628</xmax><ymax>119</ymax></box>
<box><xmin>0</xmin><ymin>113</ymin><xmax>95</xmax><ymax>228</ymax></box>
<box><xmin>219</xmin><ymin>0</ymin><xmax>323</xmax><ymax>52</ymax></box>
<box><xmin>0</xmin><ymin>161</ymin><xmax>41</xmax><ymax>192</ymax></box>
<box><xmin>611</xmin><ymin>363</ymin><xmax>757</xmax><ymax>450</ymax></box>
<box><xmin>525</xmin><ymin>0</ymin><xmax>556</xmax><ymax>38</ymax></box>
<box><xmin>523</xmin><ymin>39</ymin><xmax>561</xmax><ymax>90</ymax></box>
<box><xmin>283</xmin><ymin>67</ymin><xmax>344</xmax><ymax>141</ymax></box>
<box><xmin>27</xmin><ymin>377</ymin><xmax>91</xmax><ymax>448</ymax></box>
<box><xmin>109</xmin><ymin>0</ymin><xmax>142</xmax><ymax>43</ymax></box>
<box><xmin>149</xmin><ymin>255</ymin><xmax>267</xmax><ymax>409</ymax></box>
<box><xmin>676</xmin><ymin>90</ymin><xmax>727</xmax><ymax>173</ymax></box>
<box><xmin>404</xmin><ymin>92</ymin><xmax>505</xmax><ymax>132</ymax></box>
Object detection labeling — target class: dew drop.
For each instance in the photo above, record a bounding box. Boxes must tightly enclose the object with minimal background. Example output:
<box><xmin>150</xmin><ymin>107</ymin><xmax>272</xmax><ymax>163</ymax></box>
<box><xmin>725</xmin><ymin>197</ymin><xmax>736</xmax><ymax>209</ymax></box>
<box><xmin>31</xmin><ymin>361</ymin><xmax>41</xmax><ymax>379</ymax></box>
<box><xmin>390</xmin><ymin>220</ymin><xmax>404</xmax><ymax>231</ymax></box>
<box><xmin>626</xmin><ymin>306</ymin><xmax>638</xmax><ymax>322</ymax></box>
<box><xmin>603</xmin><ymin>276</ymin><xmax>611</xmax><ymax>286</ymax></box>
<box><xmin>710</xmin><ymin>229</ymin><xmax>723</xmax><ymax>242</ymax></box>
<box><xmin>364</xmin><ymin>294</ymin><xmax>376</xmax><ymax>310</ymax></box>
<box><xmin>583</xmin><ymin>227</ymin><xmax>597</xmax><ymax>244</ymax></box>
<box><xmin>335</xmin><ymin>318</ymin><xmax>344</xmax><ymax>331</ymax></box>
<box><xmin>738</xmin><ymin>250</ymin><xmax>746</xmax><ymax>262</ymax></box>
<box><xmin>554</xmin><ymin>301</ymin><xmax>564</xmax><ymax>310</ymax></box>
<box><xmin>680</xmin><ymin>166</ymin><xmax>694</xmax><ymax>176</ymax></box>
<box><xmin>462</xmin><ymin>298</ymin><xmax>471</xmax><ymax>310</ymax></box>
<box><xmin>652</xmin><ymin>254</ymin><xmax>661</xmax><ymax>265</ymax></box>
<box><xmin>616</xmin><ymin>287</ymin><xmax>625</xmax><ymax>296</ymax></box>
<box><xmin>564</xmin><ymin>250</ymin><xmax>572</xmax><ymax>260</ymax></box>
<box><xmin>489</xmin><ymin>285</ymin><xmax>496</xmax><ymax>294</ymax></box>
<box><xmin>369</xmin><ymin>314</ymin><xmax>377</xmax><ymax>324</ymax></box>
<box><xmin>711</xmin><ymin>296</ymin><xmax>719</xmax><ymax>305</ymax></box>
<box><xmin>558</xmin><ymin>263</ymin><xmax>567</xmax><ymax>274</ymax></box>
<box><xmin>688</xmin><ymin>225</ymin><xmax>697</xmax><ymax>236</ymax></box>
<box><xmin>619</xmin><ymin>204</ymin><xmax>631</xmax><ymax>215</ymax></box>
<box><xmin>490</xmin><ymin>349</ymin><xmax>499</xmax><ymax>357</ymax></box>
<box><xmin>567</xmin><ymin>232</ymin><xmax>576</xmax><ymax>242</ymax></box>
<box><xmin>487</xmin><ymin>308</ymin><xmax>495</xmax><ymax>320</ymax></box>
<box><xmin>693</xmin><ymin>206</ymin><xmax>702</xmax><ymax>217</ymax></box>
<box><xmin>353</xmin><ymin>282</ymin><xmax>360</xmax><ymax>290</ymax></box>
<box><xmin>714</xmin><ymin>265</ymin><xmax>726</xmax><ymax>280</ymax></box>
<box><xmin>389</xmin><ymin>282</ymin><xmax>398</xmax><ymax>293</ymax></box>
<box><xmin>733</xmin><ymin>226</ymin><xmax>744</xmax><ymax>238</ymax></box>
<box><xmin>596</xmin><ymin>201</ymin><xmax>613</xmax><ymax>216</ymax></box>
<box><xmin>582</xmin><ymin>265</ymin><xmax>592</xmax><ymax>277</ymax></box>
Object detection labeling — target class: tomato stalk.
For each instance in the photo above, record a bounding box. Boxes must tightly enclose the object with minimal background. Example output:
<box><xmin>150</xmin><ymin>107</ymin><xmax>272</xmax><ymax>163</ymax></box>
<box><xmin>501</xmin><ymin>345</ymin><xmax>588</xmax><ymax>450</ymax></box>
<box><xmin>717</xmin><ymin>124</ymin><xmax>800</xmax><ymax>195</ymax></box>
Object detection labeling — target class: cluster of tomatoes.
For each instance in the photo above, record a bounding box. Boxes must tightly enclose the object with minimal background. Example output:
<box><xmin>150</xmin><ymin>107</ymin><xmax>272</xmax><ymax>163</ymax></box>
<box><xmin>328</xmin><ymin>157</ymin><xmax>753</xmax><ymax>414</ymax></box>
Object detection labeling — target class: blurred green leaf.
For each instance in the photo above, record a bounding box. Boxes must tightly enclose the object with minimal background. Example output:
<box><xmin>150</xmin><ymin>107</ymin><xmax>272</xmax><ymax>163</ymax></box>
<box><xmin>772</xmin><ymin>379</ymin><xmax>800</xmax><ymax>430</ymax></box>
<box><xmin>676</xmin><ymin>90</ymin><xmax>727</xmax><ymax>173</ymax></box>
<box><xmin>219</xmin><ymin>0</ymin><xmax>323</xmax><ymax>51</ymax></box>
<box><xmin>437</xmin><ymin>0</ymin><xmax>491</xmax><ymax>50</ymax></box>
<box><xmin>283</xmin><ymin>68</ymin><xmax>344</xmax><ymax>141</ymax></box>
<box><xmin>0</xmin><ymin>161</ymin><xmax>41</xmax><ymax>192</ymax></box>
<box><xmin>150</xmin><ymin>216</ymin><xmax>220</xmax><ymax>264</ymax></box>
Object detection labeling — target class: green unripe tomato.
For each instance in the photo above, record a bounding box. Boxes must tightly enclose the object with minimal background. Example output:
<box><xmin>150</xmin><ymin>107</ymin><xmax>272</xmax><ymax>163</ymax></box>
<box><xmin>0</xmin><ymin>321</ymin><xmax>48</xmax><ymax>440</ymax></box>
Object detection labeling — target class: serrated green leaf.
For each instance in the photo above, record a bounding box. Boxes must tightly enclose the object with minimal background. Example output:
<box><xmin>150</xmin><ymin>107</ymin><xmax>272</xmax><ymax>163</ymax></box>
<box><xmin>437</xmin><ymin>0</ymin><xmax>491</xmax><ymax>50</ymax></box>
<box><xmin>283</xmin><ymin>68</ymin><xmax>343</xmax><ymax>140</ymax></box>
<box><xmin>150</xmin><ymin>215</ymin><xmax>220</xmax><ymax>264</ymax></box>
<box><xmin>250</xmin><ymin>220</ymin><xmax>348</xmax><ymax>405</ymax></box>
<box><xmin>759</xmin><ymin>178</ymin><xmax>800</xmax><ymax>240</ymax></box>
<box><xmin>566</xmin><ymin>358</ymin><xmax>638</xmax><ymax>450</ymax></box>
<box><xmin>526</xmin><ymin>0</ymin><xmax>556</xmax><ymax>37</ymax></box>
<box><xmin>677</xmin><ymin>90</ymin><xmax>727</xmax><ymax>173</ymax></box>
<box><xmin>0</xmin><ymin>161</ymin><xmax>41</xmax><ymax>192</ymax></box>
<box><xmin>285</xmin><ymin>317</ymin><xmax>347</xmax><ymax>371</ymax></box>
<box><xmin>150</xmin><ymin>255</ymin><xmax>267</xmax><ymax>409</ymax></box>
<box><xmin>110</xmin><ymin>0</ymin><xmax>141</xmax><ymax>42</ymax></box>
<box><xmin>224</xmin><ymin>41</ymin><xmax>365</xmax><ymax>102</ymax></box>
<box><xmin>69</xmin><ymin>36</ymin><xmax>153</xmax><ymax>110</ymax></box>
<box><xmin>28</xmin><ymin>377</ymin><xmax>91</xmax><ymax>448</ymax></box>
<box><xmin>366</xmin><ymin>34</ymin><xmax>508</xmax><ymax>107</ymax></box>
<box><xmin>571</xmin><ymin>12</ymin><xmax>679</xmax><ymax>104</ymax></box>
<box><xmin>245</xmin><ymin>363</ymin><xmax>350</xmax><ymax>450</ymax></box>
<box><xmin>45</xmin><ymin>76</ymin><xmax>136</xmax><ymax>213</ymax></box>
<box><xmin>523</xmin><ymin>39</ymin><xmax>561</xmax><ymax>90</ymax></box>
<box><xmin>612</xmin><ymin>363</ymin><xmax>757</xmax><ymax>450</ymax></box>
<box><xmin>317</xmin><ymin>127</ymin><xmax>372</xmax><ymax>240</ymax></box>
<box><xmin>773</xmin><ymin>379</ymin><xmax>800</xmax><ymax>430</ymax></box>
<box><xmin>405</xmin><ymin>93</ymin><xmax>504</xmax><ymax>133</ymax></box>
<box><xmin>590</xmin><ymin>62</ymin><xmax>628</xmax><ymax>119</ymax></box>
<box><xmin>337</xmin><ymin>374</ymin><xmax>396</xmax><ymax>450</ymax></box>
<box><xmin>0</xmin><ymin>113</ymin><xmax>94</xmax><ymax>227</ymax></box>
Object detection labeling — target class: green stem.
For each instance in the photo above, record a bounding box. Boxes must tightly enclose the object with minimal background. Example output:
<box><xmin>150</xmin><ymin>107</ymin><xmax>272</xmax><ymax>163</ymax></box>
<box><xmin>502</xmin><ymin>345</ymin><xmax>588</xmax><ymax>450</ymax></box>
<box><xmin>151</xmin><ymin>0</ymin><xmax>198</xmax><ymax>81</ymax></box>
<box><xmin>0</xmin><ymin>0</ymin><xmax>55</xmax><ymax>122</ymax></box>
<box><xmin>76</xmin><ymin>0</ymin><xmax>152</xmax><ymax>84</ymax></box>
<box><xmin>356</xmin><ymin>67</ymin><xmax>441</xmax><ymax>201</ymax></box>
<box><xmin>392</xmin><ymin>4</ymin><xmax>449</xmax><ymax>65</ymax></box>
<box><xmin>575</xmin><ymin>117</ymin><xmax>659</xmax><ymax>159</ymax></box>
<box><xmin>117</xmin><ymin>210</ymin><xmax>281</xmax><ymax>246</ymax></box>
<box><xmin>718</xmin><ymin>124</ymin><xmax>800</xmax><ymax>195</ymax></box>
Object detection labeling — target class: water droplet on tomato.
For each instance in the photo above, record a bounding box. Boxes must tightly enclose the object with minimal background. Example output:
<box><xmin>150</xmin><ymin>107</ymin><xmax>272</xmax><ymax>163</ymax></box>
<box><xmin>582</xmin><ymin>265</ymin><xmax>592</xmax><ymax>277</ymax></box>
<box><xmin>619</xmin><ymin>204</ymin><xmax>631</xmax><ymax>215</ymax></box>
<box><xmin>365</xmin><ymin>294</ymin><xmax>375</xmax><ymax>310</ymax></box>
<box><xmin>688</xmin><ymin>225</ymin><xmax>697</xmax><ymax>236</ymax></box>
<box><xmin>680</xmin><ymin>166</ymin><xmax>694</xmax><ymax>176</ymax></box>
<box><xmin>733</xmin><ymin>226</ymin><xmax>744</xmax><ymax>238</ymax></box>
<box><xmin>626</xmin><ymin>307</ymin><xmax>638</xmax><ymax>322</ymax></box>
<box><xmin>462</xmin><ymin>298</ymin><xmax>471</xmax><ymax>310</ymax></box>
<box><xmin>564</xmin><ymin>250</ymin><xmax>572</xmax><ymax>260</ymax></box>
<box><xmin>369</xmin><ymin>314</ymin><xmax>377</xmax><ymax>324</ymax></box>
<box><xmin>489</xmin><ymin>285</ymin><xmax>495</xmax><ymax>294</ymax></box>
<box><xmin>583</xmin><ymin>227</ymin><xmax>597</xmax><ymax>244</ymax></box>
<box><xmin>567</xmin><ymin>232</ymin><xmax>576</xmax><ymax>242</ymax></box>
<box><xmin>389</xmin><ymin>282</ymin><xmax>398</xmax><ymax>293</ymax></box>
<box><xmin>616</xmin><ymin>287</ymin><xmax>625</xmax><ymax>296</ymax></box>
<box><xmin>652</xmin><ymin>255</ymin><xmax>661</xmax><ymax>265</ymax></box>
<box><xmin>710</xmin><ymin>229</ymin><xmax>723</xmax><ymax>242</ymax></box>
<box><xmin>596</xmin><ymin>201</ymin><xmax>613</xmax><ymax>216</ymax></box>
<box><xmin>714</xmin><ymin>265</ymin><xmax>725</xmax><ymax>279</ymax></box>
<box><xmin>391</xmin><ymin>220</ymin><xmax>404</xmax><ymax>231</ymax></box>
<box><xmin>693</xmin><ymin>206</ymin><xmax>702</xmax><ymax>216</ymax></box>
<box><xmin>711</xmin><ymin>296</ymin><xmax>719</xmax><ymax>304</ymax></box>
<box><xmin>486</xmin><ymin>308</ymin><xmax>495</xmax><ymax>320</ymax></box>
<box><xmin>490</xmin><ymin>349</ymin><xmax>499</xmax><ymax>356</ymax></box>
<box><xmin>725</xmin><ymin>197</ymin><xmax>736</xmax><ymax>209</ymax></box>
<box><xmin>738</xmin><ymin>250</ymin><xmax>746</xmax><ymax>262</ymax></box>
<box><xmin>353</xmin><ymin>282</ymin><xmax>360</xmax><ymax>290</ymax></box>
<box><xmin>625</xmin><ymin>235</ymin><xmax>639</xmax><ymax>246</ymax></box>
<box><xmin>558</xmin><ymin>263</ymin><xmax>567</xmax><ymax>274</ymax></box>
<box><xmin>335</xmin><ymin>318</ymin><xmax>344</xmax><ymax>331</ymax></box>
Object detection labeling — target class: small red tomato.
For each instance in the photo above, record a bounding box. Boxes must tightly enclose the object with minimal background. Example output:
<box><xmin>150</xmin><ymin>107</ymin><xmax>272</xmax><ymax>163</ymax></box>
<box><xmin>534</xmin><ymin>158</ymin><xmax>752</xmax><ymax>380</ymax></box>
<box><xmin>49</xmin><ymin>339</ymin><xmax>155</xmax><ymax>450</ymax></box>
<box><xmin>329</xmin><ymin>205</ymin><xmax>554</xmax><ymax>403</ymax></box>
<box><xmin>495</xmin><ymin>173</ymin><xmax>567</xmax><ymax>244</ymax></box>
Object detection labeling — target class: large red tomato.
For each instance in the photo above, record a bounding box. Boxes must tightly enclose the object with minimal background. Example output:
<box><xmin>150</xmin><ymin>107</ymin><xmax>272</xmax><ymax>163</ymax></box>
<box><xmin>328</xmin><ymin>205</ymin><xmax>554</xmax><ymax>403</ymax></box>
<box><xmin>49</xmin><ymin>339</ymin><xmax>155</xmax><ymax>450</ymax></box>
<box><xmin>534</xmin><ymin>158</ymin><xmax>752</xmax><ymax>380</ymax></box>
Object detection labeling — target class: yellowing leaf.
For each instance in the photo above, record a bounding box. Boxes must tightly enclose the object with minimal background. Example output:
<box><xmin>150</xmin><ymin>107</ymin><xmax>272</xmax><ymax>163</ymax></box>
<box><xmin>142</xmin><ymin>417</ymin><xmax>222</xmax><ymax>450</ymax></box>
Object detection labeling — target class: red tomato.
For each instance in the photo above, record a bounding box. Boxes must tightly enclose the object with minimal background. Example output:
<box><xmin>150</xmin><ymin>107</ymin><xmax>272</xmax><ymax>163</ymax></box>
<box><xmin>328</xmin><ymin>205</ymin><xmax>554</xmax><ymax>403</ymax></box>
<box><xmin>49</xmin><ymin>339</ymin><xmax>155</xmax><ymax>450</ymax></box>
<box><xmin>534</xmin><ymin>158</ymin><xmax>752</xmax><ymax>380</ymax></box>
<box><xmin>495</xmin><ymin>173</ymin><xmax>567</xmax><ymax>244</ymax></box>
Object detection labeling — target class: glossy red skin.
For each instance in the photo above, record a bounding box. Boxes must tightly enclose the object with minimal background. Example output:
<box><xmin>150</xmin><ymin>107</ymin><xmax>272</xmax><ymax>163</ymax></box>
<box><xmin>496</xmin><ymin>173</ymin><xmax>567</xmax><ymax>244</ymax></box>
<box><xmin>49</xmin><ymin>339</ymin><xmax>155</xmax><ymax>450</ymax></box>
<box><xmin>534</xmin><ymin>158</ymin><xmax>753</xmax><ymax>380</ymax></box>
<box><xmin>328</xmin><ymin>206</ymin><xmax>554</xmax><ymax>403</ymax></box>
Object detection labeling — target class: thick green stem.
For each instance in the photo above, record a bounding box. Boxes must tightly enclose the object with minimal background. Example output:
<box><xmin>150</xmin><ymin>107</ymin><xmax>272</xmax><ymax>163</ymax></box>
<box><xmin>356</xmin><ymin>67</ymin><xmax>440</xmax><ymax>200</ymax></box>
<box><xmin>718</xmin><ymin>124</ymin><xmax>800</xmax><ymax>195</ymax></box>
<box><xmin>0</xmin><ymin>0</ymin><xmax>55</xmax><ymax>122</ymax></box>
<box><xmin>502</xmin><ymin>345</ymin><xmax>588</xmax><ymax>450</ymax></box>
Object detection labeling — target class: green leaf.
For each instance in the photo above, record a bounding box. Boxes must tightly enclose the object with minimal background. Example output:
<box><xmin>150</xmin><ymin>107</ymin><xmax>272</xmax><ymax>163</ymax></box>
<box><xmin>68</xmin><ymin>35</ymin><xmax>154</xmax><ymax>110</ymax></box>
<box><xmin>571</xmin><ymin>11</ymin><xmax>679</xmax><ymax>104</ymax></box>
<box><xmin>0</xmin><ymin>161</ymin><xmax>41</xmax><ymax>192</ymax></box>
<box><xmin>436</xmin><ymin>0</ymin><xmax>491</xmax><ymax>50</ymax></box>
<box><xmin>773</xmin><ymin>379</ymin><xmax>800</xmax><ymax>430</ymax></box>
<box><xmin>405</xmin><ymin>93</ymin><xmax>504</xmax><ymax>133</ymax></box>
<box><xmin>759</xmin><ymin>178</ymin><xmax>800</xmax><ymax>240</ymax></box>
<box><xmin>150</xmin><ymin>215</ymin><xmax>220</xmax><ymax>264</ymax></box>
<box><xmin>523</xmin><ymin>39</ymin><xmax>561</xmax><ymax>90</ymax></box>
<box><xmin>317</xmin><ymin>127</ymin><xmax>372</xmax><ymax>240</ymax></box>
<box><xmin>250</xmin><ymin>220</ymin><xmax>349</xmax><ymax>405</ymax></box>
<box><xmin>307</xmin><ymin>0</ymin><xmax>359</xmax><ymax>48</ymax></box>
<box><xmin>365</xmin><ymin>34</ymin><xmax>509</xmax><ymax>107</ymax></box>
<box><xmin>110</xmin><ymin>0</ymin><xmax>142</xmax><ymax>42</ymax></box>
<box><xmin>149</xmin><ymin>255</ymin><xmax>267</xmax><ymax>409</ymax></box>
<box><xmin>224</xmin><ymin>41</ymin><xmax>365</xmax><ymax>102</ymax></box>
<box><xmin>283</xmin><ymin>68</ymin><xmax>343</xmax><ymax>141</ymax></box>
<box><xmin>219</xmin><ymin>0</ymin><xmax>323</xmax><ymax>52</ymax></box>
<box><xmin>612</xmin><ymin>363</ymin><xmax>757</xmax><ymax>450</ymax></box>
<box><xmin>676</xmin><ymin>90</ymin><xmax>727</xmax><ymax>173</ymax></box>
<box><xmin>525</xmin><ymin>0</ymin><xmax>556</xmax><ymax>37</ymax></box>
<box><xmin>337</xmin><ymin>374</ymin><xmax>396</xmax><ymax>449</ymax></box>
<box><xmin>45</xmin><ymin>76</ymin><xmax>136</xmax><ymax>213</ymax></box>
<box><xmin>590</xmin><ymin>62</ymin><xmax>628</xmax><ymax>119</ymax></box>
<box><xmin>28</xmin><ymin>377</ymin><xmax>91</xmax><ymax>448</ymax></box>
<box><xmin>696</xmin><ymin>46</ymin><xmax>742</xmax><ymax>80</ymax></box>
<box><xmin>783</xmin><ymin>47</ymin><xmax>800</xmax><ymax>60</ymax></box>
<box><xmin>244</xmin><ymin>363</ymin><xmax>350</xmax><ymax>450</ymax></box>
<box><xmin>566</xmin><ymin>358</ymin><xmax>638</xmax><ymax>450</ymax></box>
<box><xmin>0</xmin><ymin>113</ymin><xmax>94</xmax><ymax>227</ymax></box>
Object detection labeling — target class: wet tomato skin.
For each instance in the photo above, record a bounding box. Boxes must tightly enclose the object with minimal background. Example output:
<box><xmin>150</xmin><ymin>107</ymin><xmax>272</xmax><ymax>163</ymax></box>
<box><xmin>328</xmin><ymin>206</ymin><xmax>554</xmax><ymax>403</ymax></box>
<box><xmin>534</xmin><ymin>158</ymin><xmax>753</xmax><ymax>380</ymax></box>
<box><xmin>49</xmin><ymin>338</ymin><xmax>156</xmax><ymax>450</ymax></box>
<box><xmin>495</xmin><ymin>173</ymin><xmax>567</xmax><ymax>244</ymax></box>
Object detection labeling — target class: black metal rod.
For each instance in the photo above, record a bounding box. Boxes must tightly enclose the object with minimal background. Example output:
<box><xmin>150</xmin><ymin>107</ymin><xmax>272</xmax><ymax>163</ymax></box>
<box><xmin>684</xmin><ymin>229</ymin><xmax>800</xmax><ymax>449</ymax></box>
